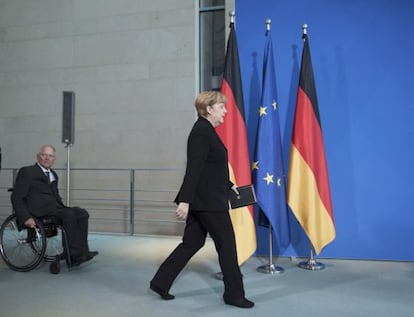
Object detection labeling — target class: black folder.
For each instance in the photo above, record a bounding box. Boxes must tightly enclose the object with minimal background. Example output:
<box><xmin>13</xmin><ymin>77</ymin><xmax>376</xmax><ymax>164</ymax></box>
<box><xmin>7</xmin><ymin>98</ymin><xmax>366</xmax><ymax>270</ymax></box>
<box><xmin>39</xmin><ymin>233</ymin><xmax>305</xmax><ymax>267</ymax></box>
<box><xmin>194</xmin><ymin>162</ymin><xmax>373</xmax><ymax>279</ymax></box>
<box><xmin>229</xmin><ymin>184</ymin><xmax>257</xmax><ymax>209</ymax></box>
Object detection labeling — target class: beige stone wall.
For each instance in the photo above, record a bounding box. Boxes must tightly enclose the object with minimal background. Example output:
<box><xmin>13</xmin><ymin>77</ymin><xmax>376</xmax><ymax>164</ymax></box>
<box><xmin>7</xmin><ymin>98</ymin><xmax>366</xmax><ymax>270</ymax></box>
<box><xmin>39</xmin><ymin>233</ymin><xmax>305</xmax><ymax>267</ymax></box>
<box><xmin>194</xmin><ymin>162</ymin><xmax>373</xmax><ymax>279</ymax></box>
<box><xmin>0</xmin><ymin>1</ymin><xmax>197</xmax><ymax>169</ymax></box>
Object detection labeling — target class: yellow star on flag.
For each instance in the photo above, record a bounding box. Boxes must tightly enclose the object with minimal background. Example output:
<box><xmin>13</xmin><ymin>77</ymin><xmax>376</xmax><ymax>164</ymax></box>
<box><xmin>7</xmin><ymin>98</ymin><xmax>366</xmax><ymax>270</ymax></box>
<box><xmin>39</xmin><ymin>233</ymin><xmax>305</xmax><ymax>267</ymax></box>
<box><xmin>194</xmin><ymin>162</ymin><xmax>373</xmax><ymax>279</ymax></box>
<box><xmin>263</xmin><ymin>172</ymin><xmax>274</xmax><ymax>185</ymax></box>
<box><xmin>259</xmin><ymin>106</ymin><xmax>267</xmax><ymax>116</ymax></box>
<box><xmin>252</xmin><ymin>161</ymin><xmax>259</xmax><ymax>170</ymax></box>
<box><xmin>272</xmin><ymin>100</ymin><xmax>277</xmax><ymax>110</ymax></box>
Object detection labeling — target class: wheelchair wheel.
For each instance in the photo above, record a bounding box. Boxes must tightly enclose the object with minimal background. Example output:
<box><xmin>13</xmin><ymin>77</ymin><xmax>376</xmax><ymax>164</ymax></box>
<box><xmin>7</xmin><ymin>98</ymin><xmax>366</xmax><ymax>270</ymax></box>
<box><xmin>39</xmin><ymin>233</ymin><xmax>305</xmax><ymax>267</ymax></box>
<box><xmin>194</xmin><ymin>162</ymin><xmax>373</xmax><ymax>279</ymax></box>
<box><xmin>0</xmin><ymin>214</ymin><xmax>47</xmax><ymax>272</ymax></box>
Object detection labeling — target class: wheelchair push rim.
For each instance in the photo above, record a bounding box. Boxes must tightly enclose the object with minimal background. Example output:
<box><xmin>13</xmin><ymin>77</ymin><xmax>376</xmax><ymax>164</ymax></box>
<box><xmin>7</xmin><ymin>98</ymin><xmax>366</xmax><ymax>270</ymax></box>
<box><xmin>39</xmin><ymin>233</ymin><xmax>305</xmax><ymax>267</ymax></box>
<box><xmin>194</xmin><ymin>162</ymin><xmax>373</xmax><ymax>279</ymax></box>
<box><xmin>0</xmin><ymin>214</ymin><xmax>47</xmax><ymax>272</ymax></box>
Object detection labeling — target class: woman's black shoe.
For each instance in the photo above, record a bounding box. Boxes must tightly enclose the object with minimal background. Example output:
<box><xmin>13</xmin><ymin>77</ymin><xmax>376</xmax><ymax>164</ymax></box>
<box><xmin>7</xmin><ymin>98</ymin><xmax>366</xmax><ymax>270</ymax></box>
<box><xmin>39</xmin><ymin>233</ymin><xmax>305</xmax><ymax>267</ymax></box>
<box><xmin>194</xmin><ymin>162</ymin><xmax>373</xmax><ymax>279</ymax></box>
<box><xmin>149</xmin><ymin>283</ymin><xmax>175</xmax><ymax>300</ymax></box>
<box><xmin>223</xmin><ymin>296</ymin><xmax>254</xmax><ymax>308</ymax></box>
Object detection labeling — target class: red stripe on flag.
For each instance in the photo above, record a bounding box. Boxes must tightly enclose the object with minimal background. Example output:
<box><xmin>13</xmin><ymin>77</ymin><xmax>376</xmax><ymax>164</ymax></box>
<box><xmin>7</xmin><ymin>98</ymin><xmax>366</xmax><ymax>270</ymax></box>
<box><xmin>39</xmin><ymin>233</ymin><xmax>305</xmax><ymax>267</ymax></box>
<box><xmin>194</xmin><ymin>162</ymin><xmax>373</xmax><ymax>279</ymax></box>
<box><xmin>217</xmin><ymin>79</ymin><xmax>252</xmax><ymax>189</ymax></box>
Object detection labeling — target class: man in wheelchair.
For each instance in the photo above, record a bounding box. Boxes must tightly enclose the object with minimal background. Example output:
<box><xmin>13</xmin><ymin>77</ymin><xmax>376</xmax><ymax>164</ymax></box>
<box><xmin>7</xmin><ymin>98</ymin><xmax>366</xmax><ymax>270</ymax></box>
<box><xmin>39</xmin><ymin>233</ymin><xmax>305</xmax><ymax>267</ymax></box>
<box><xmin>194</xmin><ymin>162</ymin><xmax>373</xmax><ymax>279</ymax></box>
<box><xmin>11</xmin><ymin>144</ymin><xmax>98</xmax><ymax>265</ymax></box>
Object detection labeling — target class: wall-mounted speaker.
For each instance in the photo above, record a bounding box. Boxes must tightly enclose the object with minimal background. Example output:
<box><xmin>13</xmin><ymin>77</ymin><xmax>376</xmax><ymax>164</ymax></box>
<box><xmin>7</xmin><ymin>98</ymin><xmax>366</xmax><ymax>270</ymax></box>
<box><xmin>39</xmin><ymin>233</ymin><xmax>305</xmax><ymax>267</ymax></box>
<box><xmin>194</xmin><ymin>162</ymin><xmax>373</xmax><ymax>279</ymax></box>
<box><xmin>62</xmin><ymin>91</ymin><xmax>75</xmax><ymax>145</ymax></box>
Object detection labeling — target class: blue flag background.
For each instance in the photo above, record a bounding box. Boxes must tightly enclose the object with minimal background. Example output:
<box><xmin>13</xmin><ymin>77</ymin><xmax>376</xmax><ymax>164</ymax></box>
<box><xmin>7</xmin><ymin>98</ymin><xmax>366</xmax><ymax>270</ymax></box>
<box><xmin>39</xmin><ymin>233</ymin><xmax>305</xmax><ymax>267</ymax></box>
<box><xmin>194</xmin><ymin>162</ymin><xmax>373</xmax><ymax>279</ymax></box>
<box><xmin>253</xmin><ymin>29</ymin><xmax>290</xmax><ymax>250</ymax></box>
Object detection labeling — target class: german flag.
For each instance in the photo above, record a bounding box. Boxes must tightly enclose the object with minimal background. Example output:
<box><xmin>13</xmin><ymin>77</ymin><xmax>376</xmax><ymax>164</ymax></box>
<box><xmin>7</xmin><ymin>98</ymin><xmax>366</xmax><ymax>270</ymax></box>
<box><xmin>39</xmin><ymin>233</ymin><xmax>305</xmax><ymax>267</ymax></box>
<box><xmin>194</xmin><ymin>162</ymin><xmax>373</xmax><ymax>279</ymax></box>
<box><xmin>216</xmin><ymin>21</ymin><xmax>256</xmax><ymax>265</ymax></box>
<box><xmin>287</xmin><ymin>32</ymin><xmax>335</xmax><ymax>255</ymax></box>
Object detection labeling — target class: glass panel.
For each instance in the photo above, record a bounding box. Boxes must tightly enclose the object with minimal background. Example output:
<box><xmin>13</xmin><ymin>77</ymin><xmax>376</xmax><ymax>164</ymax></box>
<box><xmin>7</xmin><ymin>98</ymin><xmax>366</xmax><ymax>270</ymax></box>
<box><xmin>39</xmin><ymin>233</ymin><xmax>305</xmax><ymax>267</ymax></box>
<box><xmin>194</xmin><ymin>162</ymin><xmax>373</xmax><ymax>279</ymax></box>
<box><xmin>200</xmin><ymin>0</ymin><xmax>224</xmax><ymax>8</ymax></box>
<box><xmin>199</xmin><ymin>9</ymin><xmax>225</xmax><ymax>91</ymax></box>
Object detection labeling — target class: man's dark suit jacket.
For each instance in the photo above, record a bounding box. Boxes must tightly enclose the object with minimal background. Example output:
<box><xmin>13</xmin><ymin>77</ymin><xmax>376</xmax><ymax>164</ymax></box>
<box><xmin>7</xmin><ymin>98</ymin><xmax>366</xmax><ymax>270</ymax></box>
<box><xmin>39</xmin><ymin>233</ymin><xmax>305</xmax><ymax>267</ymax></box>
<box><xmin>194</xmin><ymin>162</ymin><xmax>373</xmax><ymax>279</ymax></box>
<box><xmin>175</xmin><ymin>116</ymin><xmax>233</xmax><ymax>212</ymax></box>
<box><xmin>11</xmin><ymin>164</ymin><xmax>65</xmax><ymax>226</ymax></box>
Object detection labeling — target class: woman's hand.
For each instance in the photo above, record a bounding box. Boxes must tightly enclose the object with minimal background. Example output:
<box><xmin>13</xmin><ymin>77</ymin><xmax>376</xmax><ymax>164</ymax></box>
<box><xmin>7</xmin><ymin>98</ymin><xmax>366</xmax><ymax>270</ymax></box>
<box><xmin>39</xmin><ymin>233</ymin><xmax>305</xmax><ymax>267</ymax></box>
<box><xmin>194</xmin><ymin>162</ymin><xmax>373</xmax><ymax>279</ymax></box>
<box><xmin>231</xmin><ymin>185</ymin><xmax>240</xmax><ymax>197</ymax></box>
<box><xmin>176</xmin><ymin>202</ymin><xmax>189</xmax><ymax>221</ymax></box>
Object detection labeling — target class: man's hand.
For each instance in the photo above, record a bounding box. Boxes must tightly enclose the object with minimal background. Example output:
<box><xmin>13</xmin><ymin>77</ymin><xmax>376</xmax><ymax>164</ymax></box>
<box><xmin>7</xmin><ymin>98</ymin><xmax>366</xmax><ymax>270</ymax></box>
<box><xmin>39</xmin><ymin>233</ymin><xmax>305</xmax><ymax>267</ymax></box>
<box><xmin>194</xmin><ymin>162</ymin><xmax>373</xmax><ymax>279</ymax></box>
<box><xmin>24</xmin><ymin>217</ymin><xmax>36</xmax><ymax>228</ymax></box>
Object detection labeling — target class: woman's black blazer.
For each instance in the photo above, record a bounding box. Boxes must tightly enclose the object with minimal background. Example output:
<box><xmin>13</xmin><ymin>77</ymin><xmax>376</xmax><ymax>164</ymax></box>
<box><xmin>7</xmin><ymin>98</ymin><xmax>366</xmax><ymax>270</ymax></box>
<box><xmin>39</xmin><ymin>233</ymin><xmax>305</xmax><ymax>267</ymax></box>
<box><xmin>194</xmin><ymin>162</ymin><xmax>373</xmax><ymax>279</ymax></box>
<box><xmin>175</xmin><ymin>116</ymin><xmax>233</xmax><ymax>212</ymax></box>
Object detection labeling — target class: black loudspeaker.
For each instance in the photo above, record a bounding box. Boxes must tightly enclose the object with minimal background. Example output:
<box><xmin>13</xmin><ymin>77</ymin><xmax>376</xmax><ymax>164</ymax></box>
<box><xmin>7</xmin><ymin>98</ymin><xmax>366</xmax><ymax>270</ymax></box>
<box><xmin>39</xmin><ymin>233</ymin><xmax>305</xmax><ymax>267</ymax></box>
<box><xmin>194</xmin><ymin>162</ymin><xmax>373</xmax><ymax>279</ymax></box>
<box><xmin>62</xmin><ymin>91</ymin><xmax>75</xmax><ymax>145</ymax></box>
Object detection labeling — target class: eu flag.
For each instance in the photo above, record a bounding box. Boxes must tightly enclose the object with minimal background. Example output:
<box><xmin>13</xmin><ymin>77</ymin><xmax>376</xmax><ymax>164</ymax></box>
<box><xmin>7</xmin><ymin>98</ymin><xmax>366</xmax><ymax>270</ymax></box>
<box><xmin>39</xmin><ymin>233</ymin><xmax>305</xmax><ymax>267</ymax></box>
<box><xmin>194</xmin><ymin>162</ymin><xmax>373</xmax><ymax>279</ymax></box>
<box><xmin>253</xmin><ymin>29</ymin><xmax>290</xmax><ymax>250</ymax></box>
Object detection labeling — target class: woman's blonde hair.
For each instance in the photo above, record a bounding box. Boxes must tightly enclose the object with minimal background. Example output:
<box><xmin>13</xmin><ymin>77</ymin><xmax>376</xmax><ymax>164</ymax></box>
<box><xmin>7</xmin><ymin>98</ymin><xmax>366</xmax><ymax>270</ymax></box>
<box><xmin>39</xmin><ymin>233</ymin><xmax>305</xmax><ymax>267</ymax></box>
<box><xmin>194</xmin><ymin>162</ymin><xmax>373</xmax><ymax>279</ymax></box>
<box><xmin>194</xmin><ymin>91</ymin><xmax>227</xmax><ymax>116</ymax></box>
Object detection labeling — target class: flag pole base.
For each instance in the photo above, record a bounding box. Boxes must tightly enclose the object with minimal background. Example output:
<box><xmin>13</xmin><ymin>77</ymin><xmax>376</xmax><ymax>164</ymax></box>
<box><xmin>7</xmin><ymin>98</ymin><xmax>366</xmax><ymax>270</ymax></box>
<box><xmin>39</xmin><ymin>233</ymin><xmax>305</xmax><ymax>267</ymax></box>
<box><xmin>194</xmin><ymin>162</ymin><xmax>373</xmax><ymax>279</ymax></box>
<box><xmin>298</xmin><ymin>258</ymin><xmax>325</xmax><ymax>271</ymax></box>
<box><xmin>257</xmin><ymin>264</ymin><xmax>284</xmax><ymax>274</ymax></box>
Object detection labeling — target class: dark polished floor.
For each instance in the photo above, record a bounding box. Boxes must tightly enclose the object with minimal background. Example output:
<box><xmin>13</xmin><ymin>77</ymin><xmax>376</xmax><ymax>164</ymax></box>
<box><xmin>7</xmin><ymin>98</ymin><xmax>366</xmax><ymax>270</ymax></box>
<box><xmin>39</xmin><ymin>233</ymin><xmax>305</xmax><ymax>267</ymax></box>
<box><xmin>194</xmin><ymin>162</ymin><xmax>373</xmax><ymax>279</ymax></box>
<box><xmin>0</xmin><ymin>234</ymin><xmax>413</xmax><ymax>317</ymax></box>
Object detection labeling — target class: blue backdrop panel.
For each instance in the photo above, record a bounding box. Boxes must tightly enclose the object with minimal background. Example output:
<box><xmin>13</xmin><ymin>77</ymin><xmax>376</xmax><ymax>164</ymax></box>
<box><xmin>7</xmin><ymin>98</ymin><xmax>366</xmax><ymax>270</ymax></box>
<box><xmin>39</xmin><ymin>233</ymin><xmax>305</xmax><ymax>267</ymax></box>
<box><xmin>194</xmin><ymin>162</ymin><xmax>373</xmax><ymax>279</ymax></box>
<box><xmin>237</xmin><ymin>0</ymin><xmax>414</xmax><ymax>261</ymax></box>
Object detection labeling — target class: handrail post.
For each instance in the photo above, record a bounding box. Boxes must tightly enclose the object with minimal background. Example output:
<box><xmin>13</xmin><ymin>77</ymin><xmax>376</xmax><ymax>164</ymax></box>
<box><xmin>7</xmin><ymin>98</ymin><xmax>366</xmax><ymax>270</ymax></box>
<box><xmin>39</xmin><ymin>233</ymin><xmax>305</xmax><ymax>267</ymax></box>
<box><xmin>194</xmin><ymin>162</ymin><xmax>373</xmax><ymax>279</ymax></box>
<box><xmin>129</xmin><ymin>169</ymin><xmax>135</xmax><ymax>235</ymax></box>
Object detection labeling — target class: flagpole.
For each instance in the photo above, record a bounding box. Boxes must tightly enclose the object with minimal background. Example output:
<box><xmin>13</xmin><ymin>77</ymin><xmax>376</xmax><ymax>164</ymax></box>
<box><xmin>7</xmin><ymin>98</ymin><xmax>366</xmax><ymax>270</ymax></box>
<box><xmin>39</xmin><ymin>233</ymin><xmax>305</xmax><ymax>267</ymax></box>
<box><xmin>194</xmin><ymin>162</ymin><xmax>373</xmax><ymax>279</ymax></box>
<box><xmin>296</xmin><ymin>24</ymin><xmax>327</xmax><ymax>271</ymax></box>
<box><xmin>229</xmin><ymin>10</ymin><xmax>235</xmax><ymax>24</ymax></box>
<box><xmin>257</xmin><ymin>224</ymin><xmax>284</xmax><ymax>274</ymax></box>
<box><xmin>298</xmin><ymin>243</ymin><xmax>325</xmax><ymax>271</ymax></box>
<box><xmin>215</xmin><ymin>10</ymin><xmax>257</xmax><ymax>280</ymax></box>
<box><xmin>255</xmin><ymin>18</ymin><xmax>285</xmax><ymax>275</ymax></box>
<box><xmin>215</xmin><ymin>10</ymin><xmax>236</xmax><ymax>282</ymax></box>
<box><xmin>302</xmin><ymin>23</ymin><xmax>308</xmax><ymax>36</ymax></box>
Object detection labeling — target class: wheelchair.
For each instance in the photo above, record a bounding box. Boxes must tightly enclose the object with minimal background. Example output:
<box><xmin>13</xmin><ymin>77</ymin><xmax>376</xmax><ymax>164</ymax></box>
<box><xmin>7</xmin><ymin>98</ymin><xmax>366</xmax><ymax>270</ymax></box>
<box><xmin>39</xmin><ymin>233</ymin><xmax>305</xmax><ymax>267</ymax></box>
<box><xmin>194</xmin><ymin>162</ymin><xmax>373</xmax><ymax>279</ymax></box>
<box><xmin>0</xmin><ymin>212</ymin><xmax>72</xmax><ymax>274</ymax></box>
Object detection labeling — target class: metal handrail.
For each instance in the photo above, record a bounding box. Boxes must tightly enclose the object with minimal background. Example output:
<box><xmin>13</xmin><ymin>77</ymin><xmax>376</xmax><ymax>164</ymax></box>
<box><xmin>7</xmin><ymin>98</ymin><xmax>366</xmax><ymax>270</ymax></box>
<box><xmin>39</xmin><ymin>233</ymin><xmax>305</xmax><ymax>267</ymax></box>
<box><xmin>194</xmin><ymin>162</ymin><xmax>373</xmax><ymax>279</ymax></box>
<box><xmin>0</xmin><ymin>167</ymin><xmax>184</xmax><ymax>236</ymax></box>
